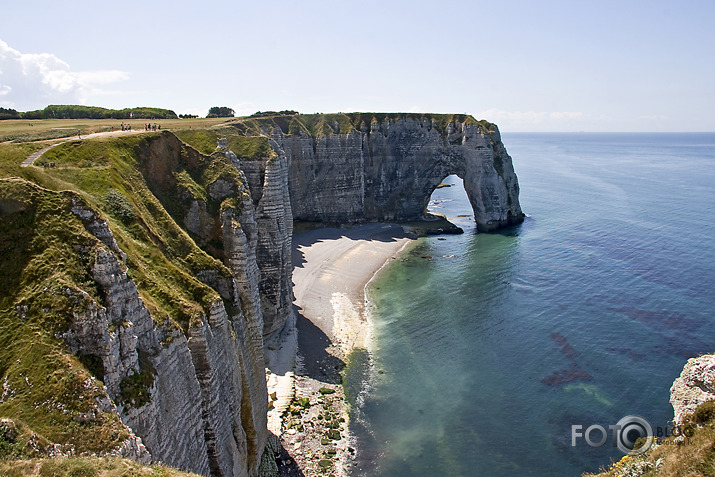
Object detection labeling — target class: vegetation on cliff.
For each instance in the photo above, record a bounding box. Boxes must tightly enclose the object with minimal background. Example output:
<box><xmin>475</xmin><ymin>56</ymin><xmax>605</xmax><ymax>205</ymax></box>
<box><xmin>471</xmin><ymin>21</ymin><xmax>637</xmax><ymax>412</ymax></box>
<box><xmin>0</xmin><ymin>456</ymin><xmax>201</xmax><ymax>476</ymax></box>
<box><xmin>11</xmin><ymin>105</ymin><xmax>178</xmax><ymax>121</ymax></box>
<box><xmin>173</xmin><ymin>128</ymin><xmax>275</xmax><ymax>161</ymax></box>
<box><xmin>229</xmin><ymin>112</ymin><xmax>497</xmax><ymax>138</ymax></box>
<box><xmin>584</xmin><ymin>400</ymin><xmax>715</xmax><ymax>477</ymax></box>
<box><xmin>0</xmin><ymin>129</ymin><xmax>256</xmax><ymax>461</ymax></box>
<box><xmin>0</xmin><ymin>180</ymin><xmax>132</xmax><ymax>454</ymax></box>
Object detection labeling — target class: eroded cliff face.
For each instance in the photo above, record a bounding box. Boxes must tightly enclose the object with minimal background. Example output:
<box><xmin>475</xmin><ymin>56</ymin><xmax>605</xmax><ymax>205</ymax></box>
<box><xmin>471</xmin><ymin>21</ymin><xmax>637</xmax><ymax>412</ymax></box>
<box><xmin>65</xmin><ymin>208</ymin><xmax>267</xmax><ymax>477</ymax></box>
<box><xmin>232</xmin><ymin>140</ymin><xmax>293</xmax><ymax>339</ymax></box>
<box><xmin>266</xmin><ymin>115</ymin><xmax>523</xmax><ymax>232</ymax></box>
<box><xmin>0</xmin><ymin>131</ymin><xmax>275</xmax><ymax>476</ymax></box>
<box><xmin>670</xmin><ymin>354</ymin><xmax>715</xmax><ymax>425</ymax></box>
<box><xmin>224</xmin><ymin>113</ymin><xmax>524</xmax><ymax>342</ymax></box>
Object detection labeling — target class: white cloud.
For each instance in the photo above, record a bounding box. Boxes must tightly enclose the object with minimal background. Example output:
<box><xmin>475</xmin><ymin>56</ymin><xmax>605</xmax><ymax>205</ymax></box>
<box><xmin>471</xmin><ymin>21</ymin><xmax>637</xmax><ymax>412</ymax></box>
<box><xmin>0</xmin><ymin>39</ymin><xmax>128</xmax><ymax>110</ymax></box>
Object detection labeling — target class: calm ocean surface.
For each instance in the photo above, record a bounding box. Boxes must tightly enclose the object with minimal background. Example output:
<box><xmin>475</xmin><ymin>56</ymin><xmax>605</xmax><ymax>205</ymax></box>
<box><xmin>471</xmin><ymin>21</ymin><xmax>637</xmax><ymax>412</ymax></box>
<box><xmin>346</xmin><ymin>133</ymin><xmax>715</xmax><ymax>476</ymax></box>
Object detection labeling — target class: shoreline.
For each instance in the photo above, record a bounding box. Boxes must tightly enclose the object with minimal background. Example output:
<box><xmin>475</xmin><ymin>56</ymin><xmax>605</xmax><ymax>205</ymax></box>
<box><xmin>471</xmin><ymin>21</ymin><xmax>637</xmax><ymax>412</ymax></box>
<box><xmin>264</xmin><ymin>223</ymin><xmax>413</xmax><ymax>476</ymax></box>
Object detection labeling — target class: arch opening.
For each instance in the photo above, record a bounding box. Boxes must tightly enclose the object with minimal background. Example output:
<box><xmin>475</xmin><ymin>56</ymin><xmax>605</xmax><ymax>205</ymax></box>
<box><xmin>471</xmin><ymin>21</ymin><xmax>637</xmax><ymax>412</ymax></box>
<box><xmin>425</xmin><ymin>174</ymin><xmax>475</xmax><ymax>234</ymax></box>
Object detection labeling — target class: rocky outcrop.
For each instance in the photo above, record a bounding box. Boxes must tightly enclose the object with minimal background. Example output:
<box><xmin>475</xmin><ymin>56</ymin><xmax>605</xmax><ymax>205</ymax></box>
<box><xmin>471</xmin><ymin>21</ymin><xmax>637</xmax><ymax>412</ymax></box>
<box><xmin>229</xmin><ymin>138</ymin><xmax>293</xmax><ymax>339</ymax></box>
<box><xmin>670</xmin><ymin>353</ymin><xmax>715</xmax><ymax>425</ymax></box>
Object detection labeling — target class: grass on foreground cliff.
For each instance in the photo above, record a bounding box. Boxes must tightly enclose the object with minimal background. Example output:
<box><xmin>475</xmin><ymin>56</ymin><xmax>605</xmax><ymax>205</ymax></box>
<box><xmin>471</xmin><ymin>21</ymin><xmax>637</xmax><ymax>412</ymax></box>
<box><xmin>173</xmin><ymin>127</ymin><xmax>275</xmax><ymax>160</ymax></box>
<box><xmin>584</xmin><ymin>400</ymin><xmax>715</xmax><ymax>477</ymax></box>
<box><xmin>0</xmin><ymin>130</ymin><xmax>251</xmax><ymax>453</ymax></box>
<box><xmin>0</xmin><ymin>181</ymin><xmax>131</xmax><ymax>453</ymax></box>
<box><xmin>1</xmin><ymin>133</ymin><xmax>237</xmax><ymax>331</ymax></box>
<box><xmin>0</xmin><ymin>456</ymin><xmax>201</xmax><ymax>477</ymax></box>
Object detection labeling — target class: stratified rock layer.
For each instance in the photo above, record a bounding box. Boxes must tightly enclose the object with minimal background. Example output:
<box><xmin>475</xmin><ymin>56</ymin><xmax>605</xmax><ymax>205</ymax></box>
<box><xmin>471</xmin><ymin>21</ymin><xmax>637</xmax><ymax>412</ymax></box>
<box><xmin>234</xmin><ymin>114</ymin><xmax>524</xmax><ymax>337</ymax></box>
<box><xmin>64</xmin><ymin>190</ymin><xmax>268</xmax><ymax>477</ymax></box>
<box><xmin>274</xmin><ymin>116</ymin><xmax>523</xmax><ymax>232</ymax></box>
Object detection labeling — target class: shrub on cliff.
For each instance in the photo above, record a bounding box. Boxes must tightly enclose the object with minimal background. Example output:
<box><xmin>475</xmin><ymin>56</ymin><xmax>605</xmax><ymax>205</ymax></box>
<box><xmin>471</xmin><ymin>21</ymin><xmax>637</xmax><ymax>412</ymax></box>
<box><xmin>16</xmin><ymin>105</ymin><xmax>178</xmax><ymax>120</ymax></box>
<box><xmin>0</xmin><ymin>107</ymin><xmax>21</xmax><ymax>120</ymax></box>
<box><xmin>206</xmin><ymin>106</ymin><xmax>234</xmax><ymax>118</ymax></box>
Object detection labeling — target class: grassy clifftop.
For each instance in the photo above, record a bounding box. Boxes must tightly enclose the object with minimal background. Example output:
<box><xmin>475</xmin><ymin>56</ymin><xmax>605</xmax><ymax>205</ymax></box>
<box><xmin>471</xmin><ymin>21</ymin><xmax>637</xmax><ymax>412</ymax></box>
<box><xmin>230</xmin><ymin>112</ymin><xmax>497</xmax><ymax>138</ymax></box>
<box><xmin>0</xmin><ymin>179</ymin><xmax>131</xmax><ymax>454</ymax></box>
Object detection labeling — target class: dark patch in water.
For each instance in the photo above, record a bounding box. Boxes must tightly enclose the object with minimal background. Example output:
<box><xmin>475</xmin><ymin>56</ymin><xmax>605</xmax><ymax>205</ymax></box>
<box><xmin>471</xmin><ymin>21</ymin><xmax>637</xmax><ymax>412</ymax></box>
<box><xmin>605</xmin><ymin>347</ymin><xmax>646</xmax><ymax>361</ymax></box>
<box><xmin>610</xmin><ymin>306</ymin><xmax>709</xmax><ymax>359</ymax></box>
<box><xmin>611</xmin><ymin>306</ymin><xmax>698</xmax><ymax>333</ymax></box>
<box><xmin>542</xmin><ymin>363</ymin><xmax>593</xmax><ymax>386</ymax></box>
<box><xmin>547</xmin><ymin>411</ymin><xmax>620</xmax><ymax>471</ymax></box>
<box><xmin>551</xmin><ymin>332</ymin><xmax>578</xmax><ymax>359</ymax></box>
<box><xmin>661</xmin><ymin>335</ymin><xmax>712</xmax><ymax>359</ymax></box>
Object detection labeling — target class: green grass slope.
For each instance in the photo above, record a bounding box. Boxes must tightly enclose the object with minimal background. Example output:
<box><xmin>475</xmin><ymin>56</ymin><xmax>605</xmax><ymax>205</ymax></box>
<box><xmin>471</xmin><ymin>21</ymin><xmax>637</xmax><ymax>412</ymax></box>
<box><xmin>0</xmin><ymin>456</ymin><xmax>201</xmax><ymax>477</ymax></box>
<box><xmin>0</xmin><ymin>130</ymin><xmax>253</xmax><ymax>462</ymax></box>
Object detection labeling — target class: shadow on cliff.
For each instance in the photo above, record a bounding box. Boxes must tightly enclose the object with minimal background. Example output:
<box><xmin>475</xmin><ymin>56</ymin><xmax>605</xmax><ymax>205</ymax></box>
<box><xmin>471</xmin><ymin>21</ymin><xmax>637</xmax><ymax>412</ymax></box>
<box><xmin>275</xmin><ymin>438</ymin><xmax>307</xmax><ymax>477</ymax></box>
<box><xmin>292</xmin><ymin>223</ymin><xmax>409</xmax><ymax>270</ymax></box>
<box><xmin>294</xmin><ymin>304</ymin><xmax>345</xmax><ymax>384</ymax></box>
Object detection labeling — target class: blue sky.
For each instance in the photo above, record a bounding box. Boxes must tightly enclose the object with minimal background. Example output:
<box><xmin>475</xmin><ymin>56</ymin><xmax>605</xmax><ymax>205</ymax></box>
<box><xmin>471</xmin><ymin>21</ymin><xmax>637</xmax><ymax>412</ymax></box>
<box><xmin>0</xmin><ymin>0</ymin><xmax>713</xmax><ymax>132</ymax></box>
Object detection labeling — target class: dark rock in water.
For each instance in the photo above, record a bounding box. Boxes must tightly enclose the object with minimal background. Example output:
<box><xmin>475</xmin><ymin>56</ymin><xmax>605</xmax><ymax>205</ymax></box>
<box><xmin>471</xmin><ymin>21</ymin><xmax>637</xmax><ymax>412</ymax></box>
<box><xmin>542</xmin><ymin>364</ymin><xmax>593</xmax><ymax>386</ymax></box>
<box><xmin>550</xmin><ymin>332</ymin><xmax>578</xmax><ymax>359</ymax></box>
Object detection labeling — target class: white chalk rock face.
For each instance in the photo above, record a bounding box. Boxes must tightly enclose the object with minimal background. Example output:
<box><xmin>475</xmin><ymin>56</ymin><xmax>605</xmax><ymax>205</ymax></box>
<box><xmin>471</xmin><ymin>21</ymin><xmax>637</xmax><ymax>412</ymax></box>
<box><xmin>278</xmin><ymin>116</ymin><xmax>524</xmax><ymax>232</ymax></box>
<box><xmin>236</xmin><ymin>114</ymin><xmax>524</xmax><ymax>338</ymax></box>
<box><xmin>670</xmin><ymin>354</ymin><xmax>715</xmax><ymax>425</ymax></box>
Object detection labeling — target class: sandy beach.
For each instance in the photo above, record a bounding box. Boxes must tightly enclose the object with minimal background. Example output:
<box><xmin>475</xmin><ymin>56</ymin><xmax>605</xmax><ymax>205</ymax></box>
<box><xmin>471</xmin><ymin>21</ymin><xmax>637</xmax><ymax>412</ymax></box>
<box><xmin>264</xmin><ymin>223</ymin><xmax>412</xmax><ymax>476</ymax></box>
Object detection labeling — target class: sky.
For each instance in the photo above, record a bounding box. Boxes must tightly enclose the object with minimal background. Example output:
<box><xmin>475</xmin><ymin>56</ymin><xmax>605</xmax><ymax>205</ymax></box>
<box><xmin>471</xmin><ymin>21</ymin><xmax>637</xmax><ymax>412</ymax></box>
<box><xmin>0</xmin><ymin>0</ymin><xmax>713</xmax><ymax>132</ymax></box>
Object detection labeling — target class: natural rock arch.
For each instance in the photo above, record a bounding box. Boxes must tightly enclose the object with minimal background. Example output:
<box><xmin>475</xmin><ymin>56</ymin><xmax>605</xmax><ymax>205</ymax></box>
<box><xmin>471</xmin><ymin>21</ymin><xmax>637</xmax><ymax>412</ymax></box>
<box><xmin>271</xmin><ymin>115</ymin><xmax>524</xmax><ymax>232</ymax></box>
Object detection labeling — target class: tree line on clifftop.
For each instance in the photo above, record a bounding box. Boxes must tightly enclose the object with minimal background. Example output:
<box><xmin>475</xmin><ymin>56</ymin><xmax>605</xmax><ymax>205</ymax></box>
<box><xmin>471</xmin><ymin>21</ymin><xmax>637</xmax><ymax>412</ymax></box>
<box><xmin>0</xmin><ymin>105</ymin><xmax>301</xmax><ymax>121</ymax></box>
<box><xmin>0</xmin><ymin>105</ymin><xmax>178</xmax><ymax>120</ymax></box>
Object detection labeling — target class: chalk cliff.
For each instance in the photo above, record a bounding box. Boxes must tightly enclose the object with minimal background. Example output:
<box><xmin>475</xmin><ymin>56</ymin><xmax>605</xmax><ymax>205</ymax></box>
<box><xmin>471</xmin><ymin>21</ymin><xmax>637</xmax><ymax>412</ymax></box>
<box><xmin>234</xmin><ymin>113</ymin><xmax>523</xmax><ymax>233</ymax></box>
<box><xmin>0</xmin><ymin>113</ymin><xmax>524</xmax><ymax>476</ymax></box>
<box><xmin>232</xmin><ymin>113</ymin><xmax>524</xmax><ymax>336</ymax></box>
<box><xmin>670</xmin><ymin>353</ymin><xmax>715</xmax><ymax>425</ymax></box>
<box><xmin>0</xmin><ymin>133</ymin><xmax>272</xmax><ymax>477</ymax></box>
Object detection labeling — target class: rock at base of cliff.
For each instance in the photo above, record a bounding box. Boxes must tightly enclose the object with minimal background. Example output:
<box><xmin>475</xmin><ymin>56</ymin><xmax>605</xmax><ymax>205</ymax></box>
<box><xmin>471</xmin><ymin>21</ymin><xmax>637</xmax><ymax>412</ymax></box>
<box><xmin>400</xmin><ymin>213</ymin><xmax>464</xmax><ymax>236</ymax></box>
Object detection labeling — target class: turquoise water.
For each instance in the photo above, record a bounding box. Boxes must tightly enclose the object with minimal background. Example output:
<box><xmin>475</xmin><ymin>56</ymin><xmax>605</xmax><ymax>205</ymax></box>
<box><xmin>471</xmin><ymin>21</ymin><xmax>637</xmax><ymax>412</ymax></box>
<box><xmin>348</xmin><ymin>133</ymin><xmax>715</xmax><ymax>476</ymax></box>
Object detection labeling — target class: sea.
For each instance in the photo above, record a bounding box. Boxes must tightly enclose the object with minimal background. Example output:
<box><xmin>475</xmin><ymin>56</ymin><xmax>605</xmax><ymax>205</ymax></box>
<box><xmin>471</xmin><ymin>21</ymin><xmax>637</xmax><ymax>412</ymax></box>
<box><xmin>344</xmin><ymin>133</ymin><xmax>715</xmax><ymax>476</ymax></box>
